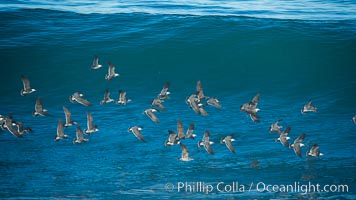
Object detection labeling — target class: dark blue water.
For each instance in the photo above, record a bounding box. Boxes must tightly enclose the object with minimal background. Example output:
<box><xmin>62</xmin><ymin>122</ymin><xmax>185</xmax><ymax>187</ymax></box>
<box><xmin>0</xmin><ymin>1</ymin><xmax>355</xmax><ymax>199</ymax></box>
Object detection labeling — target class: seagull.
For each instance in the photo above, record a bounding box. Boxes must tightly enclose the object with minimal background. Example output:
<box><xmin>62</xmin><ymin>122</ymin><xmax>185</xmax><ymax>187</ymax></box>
<box><xmin>301</xmin><ymin>100</ymin><xmax>317</xmax><ymax>114</ymax></box>
<box><xmin>90</xmin><ymin>55</ymin><xmax>102</xmax><ymax>70</ymax></box>
<box><xmin>198</xmin><ymin>130</ymin><xmax>214</xmax><ymax>154</ymax></box>
<box><xmin>220</xmin><ymin>134</ymin><xmax>236</xmax><ymax>153</ymax></box>
<box><xmin>178</xmin><ymin>143</ymin><xmax>194</xmax><ymax>161</ymax></box>
<box><xmin>116</xmin><ymin>90</ymin><xmax>131</xmax><ymax>105</ymax></box>
<box><xmin>54</xmin><ymin>119</ymin><xmax>68</xmax><ymax>141</ymax></box>
<box><xmin>105</xmin><ymin>62</ymin><xmax>119</xmax><ymax>81</ymax></box>
<box><xmin>269</xmin><ymin>119</ymin><xmax>283</xmax><ymax>134</ymax></box>
<box><xmin>158</xmin><ymin>82</ymin><xmax>170</xmax><ymax>100</ymax></box>
<box><xmin>69</xmin><ymin>92</ymin><xmax>92</xmax><ymax>106</ymax></box>
<box><xmin>186</xmin><ymin>94</ymin><xmax>209</xmax><ymax>116</ymax></box>
<box><xmin>151</xmin><ymin>98</ymin><xmax>166</xmax><ymax>111</ymax></box>
<box><xmin>164</xmin><ymin>130</ymin><xmax>180</xmax><ymax>146</ymax></box>
<box><xmin>128</xmin><ymin>126</ymin><xmax>145</xmax><ymax>142</ymax></box>
<box><xmin>3</xmin><ymin>115</ymin><xmax>22</xmax><ymax>138</ymax></box>
<box><xmin>240</xmin><ymin>93</ymin><xmax>260</xmax><ymax>122</ymax></box>
<box><xmin>196</xmin><ymin>80</ymin><xmax>209</xmax><ymax>101</ymax></box>
<box><xmin>33</xmin><ymin>97</ymin><xmax>48</xmax><ymax>117</ymax></box>
<box><xmin>73</xmin><ymin>125</ymin><xmax>89</xmax><ymax>144</ymax></box>
<box><xmin>185</xmin><ymin>123</ymin><xmax>196</xmax><ymax>139</ymax></box>
<box><xmin>352</xmin><ymin>115</ymin><xmax>356</xmax><ymax>124</ymax></box>
<box><xmin>63</xmin><ymin>106</ymin><xmax>77</xmax><ymax>127</ymax></box>
<box><xmin>290</xmin><ymin>133</ymin><xmax>306</xmax><ymax>158</ymax></box>
<box><xmin>206</xmin><ymin>97</ymin><xmax>222</xmax><ymax>109</ymax></box>
<box><xmin>186</xmin><ymin>94</ymin><xmax>201</xmax><ymax>114</ymax></box>
<box><xmin>13</xmin><ymin>121</ymin><xmax>33</xmax><ymax>135</ymax></box>
<box><xmin>144</xmin><ymin>108</ymin><xmax>159</xmax><ymax>123</ymax></box>
<box><xmin>84</xmin><ymin>111</ymin><xmax>98</xmax><ymax>134</ymax></box>
<box><xmin>276</xmin><ymin>126</ymin><xmax>291</xmax><ymax>147</ymax></box>
<box><xmin>20</xmin><ymin>75</ymin><xmax>36</xmax><ymax>96</ymax></box>
<box><xmin>306</xmin><ymin>144</ymin><xmax>324</xmax><ymax>157</ymax></box>
<box><xmin>100</xmin><ymin>89</ymin><xmax>114</xmax><ymax>105</ymax></box>
<box><xmin>177</xmin><ymin>119</ymin><xmax>185</xmax><ymax>139</ymax></box>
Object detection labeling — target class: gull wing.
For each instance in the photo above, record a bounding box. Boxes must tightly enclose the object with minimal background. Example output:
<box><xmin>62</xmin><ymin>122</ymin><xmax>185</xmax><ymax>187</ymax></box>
<box><xmin>35</xmin><ymin>97</ymin><xmax>43</xmax><ymax>112</ymax></box>
<box><xmin>251</xmin><ymin>93</ymin><xmax>260</xmax><ymax>105</ymax></box>
<box><xmin>180</xmin><ymin>143</ymin><xmax>189</xmax><ymax>159</ymax></box>
<box><xmin>21</xmin><ymin>75</ymin><xmax>31</xmax><ymax>90</ymax></box>
<box><xmin>177</xmin><ymin>119</ymin><xmax>185</xmax><ymax>139</ymax></box>
<box><xmin>87</xmin><ymin>111</ymin><xmax>94</xmax><ymax>130</ymax></box>
<box><xmin>63</xmin><ymin>106</ymin><xmax>73</xmax><ymax>123</ymax></box>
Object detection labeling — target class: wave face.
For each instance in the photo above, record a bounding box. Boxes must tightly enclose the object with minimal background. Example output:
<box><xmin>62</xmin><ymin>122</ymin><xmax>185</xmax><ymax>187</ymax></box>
<box><xmin>0</xmin><ymin>0</ymin><xmax>356</xmax><ymax>20</ymax></box>
<box><xmin>0</xmin><ymin>6</ymin><xmax>355</xmax><ymax>200</ymax></box>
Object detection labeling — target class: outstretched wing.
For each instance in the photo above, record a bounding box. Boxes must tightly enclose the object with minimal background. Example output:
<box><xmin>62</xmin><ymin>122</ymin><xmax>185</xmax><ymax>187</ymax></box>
<box><xmin>63</xmin><ymin>106</ymin><xmax>72</xmax><ymax>122</ymax></box>
<box><xmin>87</xmin><ymin>111</ymin><xmax>94</xmax><ymax>129</ymax></box>
<box><xmin>180</xmin><ymin>143</ymin><xmax>189</xmax><ymax>159</ymax></box>
<box><xmin>35</xmin><ymin>97</ymin><xmax>43</xmax><ymax>111</ymax></box>
<box><xmin>177</xmin><ymin>119</ymin><xmax>185</xmax><ymax>139</ymax></box>
<box><xmin>251</xmin><ymin>93</ymin><xmax>260</xmax><ymax>105</ymax></box>
<box><xmin>21</xmin><ymin>75</ymin><xmax>31</xmax><ymax>90</ymax></box>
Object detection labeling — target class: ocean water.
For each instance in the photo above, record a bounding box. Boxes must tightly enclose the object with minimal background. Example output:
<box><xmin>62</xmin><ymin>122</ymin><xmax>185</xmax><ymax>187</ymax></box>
<box><xmin>0</xmin><ymin>0</ymin><xmax>355</xmax><ymax>199</ymax></box>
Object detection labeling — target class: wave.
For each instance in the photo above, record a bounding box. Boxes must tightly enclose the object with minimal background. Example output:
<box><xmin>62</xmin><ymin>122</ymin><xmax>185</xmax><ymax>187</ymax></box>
<box><xmin>1</xmin><ymin>0</ymin><xmax>356</xmax><ymax>20</ymax></box>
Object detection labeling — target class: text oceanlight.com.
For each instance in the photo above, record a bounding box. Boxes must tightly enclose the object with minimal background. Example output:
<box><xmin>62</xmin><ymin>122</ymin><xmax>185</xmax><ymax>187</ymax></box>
<box><xmin>165</xmin><ymin>181</ymin><xmax>349</xmax><ymax>194</ymax></box>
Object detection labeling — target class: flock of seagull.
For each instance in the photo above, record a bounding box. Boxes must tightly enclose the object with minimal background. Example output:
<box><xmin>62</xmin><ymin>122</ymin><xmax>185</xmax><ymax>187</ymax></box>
<box><xmin>1</xmin><ymin>55</ymin><xmax>356</xmax><ymax>162</ymax></box>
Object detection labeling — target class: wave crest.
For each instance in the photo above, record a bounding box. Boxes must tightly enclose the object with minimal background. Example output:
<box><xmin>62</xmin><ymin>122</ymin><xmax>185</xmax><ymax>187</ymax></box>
<box><xmin>1</xmin><ymin>0</ymin><xmax>355</xmax><ymax>20</ymax></box>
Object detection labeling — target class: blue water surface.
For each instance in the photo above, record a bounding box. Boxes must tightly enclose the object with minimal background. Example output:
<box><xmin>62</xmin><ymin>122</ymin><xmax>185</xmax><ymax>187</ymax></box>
<box><xmin>0</xmin><ymin>0</ymin><xmax>355</xmax><ymax>199</ymax></box>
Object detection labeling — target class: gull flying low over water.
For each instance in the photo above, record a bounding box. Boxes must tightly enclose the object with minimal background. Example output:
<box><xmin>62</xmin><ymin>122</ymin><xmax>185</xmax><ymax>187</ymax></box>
<box><xmin>290</xmin><ymin>133</ymin><xmax>306</xmax><ymax>158</ymax></box>
<box><xmin>186</xmin><ymin>94</ymin><xmax>208</xmax><ymax>116</ymax></box>
<box><xmin>177</xmin><ymin>120</ymin><xmax>196</xmax><ymax>139</ymax></box>
<box><xmin>301</xmin><ymin>100</ymin><xmax>317</xmax><ymax>114</ymax></box>
<box><xmin>128</xmin><ymin>126</ymin><xmax>145</xmax><ymax>142</ymax></box>
<box><xmin>276</xmin><ymin>126</ymin><xmax>291</xmax><ymax>147</ymax></box>
<box><xmin>90</xmin><ymin>55</ymin><xmax>102</xmax><ymax>70</ymax></box>
<box><xmin>353</xmin><ymin>115</ymin><xmax>356</xmax><ymax>124</ymax></box>
<box><xmin>33</xmin><ymin>97</ymin><xmax>48</xmax><ymax>117</ymax></box>
<box><xmin>69</xmin><ymin>92</ymin><xmax>92</xmax><ymax>106</ymax></box>
<box><xmin>151</xmin><ymin>98</ymin><xmax>166</xmax><ymax>111</ymax></box>
<box><xmin>306</xmin><ymin>144</ymin><xmax>324</xmax><ymax>157</ymax></box>
<box><xmin>185</xmin><ymin>123</ymin><xmax>196</xmax><ymax>139</ymax></box>
<box><xmin>63</xmin><ymin>106</ymin><xmax>77</xmax><ymax>127</ymax></box>
<box><xmin>13</xmin><ymin>121</ymin><xmax>33</xmax><ymax>135</ymax></box>
<box><xmin>2</xmin><ymin>115</ymin><xmax>22</xmax><ymax>138</ymax></box>
<box><xmin>20</xmin><ymin>75</ymin><xmax>36</xmax><ymax>96</ymax></box>
<box><xmin>105</xmin><ymin>62</ymin><xmax>119</xmax><ymax>81</ymax></box>
<box><xmin>73</xmin><ymin>125</ymin><xmax>88</xmax><ymax>144</ymax></box>
<box><xmin>206</xmin><ymin>97</ymin><xmax>222</xmax><ymax>109</ymax></box>
<box><xmin>54</xmin><ymin>119</ymin><xmax>68</xmax><ymax>141</ymax></box>
<box><xmin>116</xmin><ymin>90</ymin><xmax>131</xmax><ymax>105</ymax></box>
<box><xmin>240</xmin><ymin>93</ymin><xmax>260</xmax><ymax>122</ymax></box>
<box><xmin>186</xmin><ymin>94</ymin><xmax>201</xmax><ymax>114</ymax></box>
<box><xmin>144</xmin><ymin>108</ymin><xmax>159</xmax><ymax>123</ymax></box>
<box><xmin>84</xmin><ymin>111</ymin><xmax>98</xmax><ymax>134</ymax></box>
<box><xmin>179</xmin><ymin>143</ymin><xmax>194</xmax><ymax>161</ymax></box>
<box><xmin>220</xmin><ymin>134</ymin><xmax>236</xmax><ymax>153</ymax></box>
<box><xmin>269</xmin><ymin>119</ymin><xmax>283</xmax><ymax>134</ymax></box>
<box><xmin>165</xmin><ymin>130</ymin><xmax>180</xmax><ymax>146</ymax></box>
<box><xmin>158</xmin><ymin>82</ymin><xmax>170</xmax><ymax>100</ymax></box>
<box><xmin>100</xmin><ymin>89</ymin><xmax>114</xmax><ymax>105</ymax></box>
<box><xmin>198</xmin><ymin>130</ymin><xmax>214</xmax><ymax>155</ymax></box>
